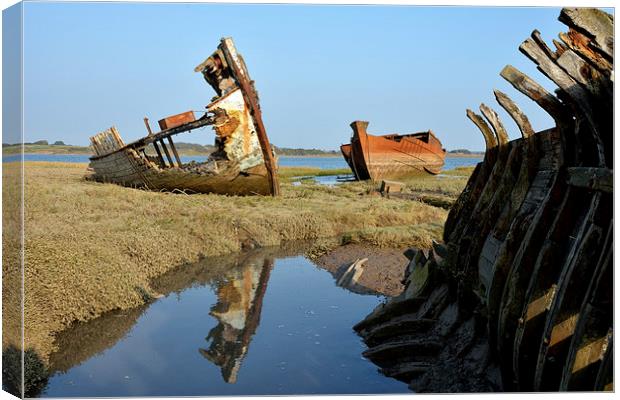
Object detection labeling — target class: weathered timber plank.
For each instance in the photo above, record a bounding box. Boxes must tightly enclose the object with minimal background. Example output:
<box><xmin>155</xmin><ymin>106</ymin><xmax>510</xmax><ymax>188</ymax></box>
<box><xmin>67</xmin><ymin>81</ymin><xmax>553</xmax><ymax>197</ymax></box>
<box><xmin>445</xmin><ymin>148</ymin><xmax>497</xmax><ymax>243</ymax></box>
<box><xmin>480</xmin><ymin>104</ymin><xmax>510</xmax><ymax>145</ymax></box>
<box><xmin>559</xmin><ymin>29</ymin><xmax>613</xmax><ymax>76</ymax></box>
<box><xmin>452</xmin><ymin>141</ymin><xmax>515</xmax><ymax>283</ymax></box>
<box><xmin>555</xmin><ymin>49</ymin><xmax>612</xmax><ymax>101</ymax></box>
<box><xmin>364</xmin><ymin>317</ymin><xmax>436</xmax><ymax>347</ymax></box>
<box><xmin>500</xmin><ymin>65</ymin><xmax>566</xmax><ymax>125</ymax></box>
<box><xmin>354</xmin><ymin>296</ymin><xmax>427</xmax><ymax>333</ymax></box>
<box><xmin>493</xmin><ymin>90</ymin><xmax>535</xmax><ymax>138</ymax></box>
<box><xmin>466</xmin><ymin>109</ymin><xmax>498</xmax><ymax>150</ymax></box>
<box><xmin>532</xmin><ymin>29</ymin><xmax>558</xmax><ymax>61</ymax></box>
<box><xmin>480</xmin><ymin>133</ymin><xmax>543</xmax><ymax>331</ymax></box>
<box><xmin>363</xmin><ymin>338</ymin><xmax>442</xmax><ymax>364</ymax></box>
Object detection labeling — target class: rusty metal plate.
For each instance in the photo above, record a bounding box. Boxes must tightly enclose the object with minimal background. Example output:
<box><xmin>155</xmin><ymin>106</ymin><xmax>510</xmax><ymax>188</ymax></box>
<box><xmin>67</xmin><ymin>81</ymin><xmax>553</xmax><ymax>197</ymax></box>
<box><xmin>158</xmin><ymin>111</ymin><xmax>196</xmax><ymax>131</ymax></box>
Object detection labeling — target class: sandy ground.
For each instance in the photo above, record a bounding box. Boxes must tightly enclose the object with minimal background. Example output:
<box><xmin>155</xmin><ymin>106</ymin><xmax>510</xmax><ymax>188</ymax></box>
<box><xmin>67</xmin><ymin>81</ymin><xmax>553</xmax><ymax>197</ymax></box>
<box><xmin>315</xmin><ymin>244</ymin><xmax>409</xmax><ymax>297</ymax></box>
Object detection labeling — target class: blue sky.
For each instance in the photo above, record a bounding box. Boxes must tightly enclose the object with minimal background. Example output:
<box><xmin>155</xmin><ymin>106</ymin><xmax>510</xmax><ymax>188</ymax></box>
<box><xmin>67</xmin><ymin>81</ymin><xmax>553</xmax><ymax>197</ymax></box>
<box><xmin>9</xmin><ymin>2</ymin><xmax>589</xmax><ymax>150</ymax></box>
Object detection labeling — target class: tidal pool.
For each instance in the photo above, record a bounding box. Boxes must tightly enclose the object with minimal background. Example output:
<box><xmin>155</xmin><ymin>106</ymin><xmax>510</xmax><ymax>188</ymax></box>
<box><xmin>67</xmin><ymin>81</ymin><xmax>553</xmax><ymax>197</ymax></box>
<box><xmin>41</xmin><ymin>247</ymin><xmax>409</xmax><ymax>397</ymax></box>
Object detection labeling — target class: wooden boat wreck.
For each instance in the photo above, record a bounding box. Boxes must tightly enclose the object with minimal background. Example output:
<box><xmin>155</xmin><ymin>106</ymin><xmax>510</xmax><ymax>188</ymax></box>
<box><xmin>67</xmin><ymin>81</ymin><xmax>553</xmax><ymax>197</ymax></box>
<box><xmin>340</xmin><ymin>121</ymin><xmax>446</xmax><ymax>181</ymax></box>
<box><xmin>355</xmin><ymin>8</ymin><xmax>612</xmax><ymax>392</ymax></box>
<box><xmin>87</xmin><ymin>37</ymin><xmax>280</xmax><ymax>196</ymax></box>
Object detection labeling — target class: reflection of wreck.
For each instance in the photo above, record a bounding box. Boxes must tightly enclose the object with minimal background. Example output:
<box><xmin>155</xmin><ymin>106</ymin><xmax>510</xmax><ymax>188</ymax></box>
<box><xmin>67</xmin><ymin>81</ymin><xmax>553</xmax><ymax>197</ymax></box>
<box><xmin>355</xmin><ymin>8</ymin><xmax>612</xmax><ymax>393</ymax></box>
<box><xmin>87</xmin><ymin>38</ymin><xmax>280</xmax><ymax>196</ymax></box>
<box><xmin>341</xmin><ymin>121</ymin><xmax>446</xmax><ymax>181</ymax></box>
<box><xmin>199</xmin><ymin>258</ymin><xmax>274</xmax><ymax>383</ymax></box>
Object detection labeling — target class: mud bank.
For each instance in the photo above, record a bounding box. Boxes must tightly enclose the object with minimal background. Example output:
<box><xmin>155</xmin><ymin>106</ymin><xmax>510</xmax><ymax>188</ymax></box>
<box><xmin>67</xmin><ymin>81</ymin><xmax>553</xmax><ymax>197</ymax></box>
<box><xmin>314</xmin><ymin>244</ymin><xmax>408</xmax><ymax>297</ymax></box>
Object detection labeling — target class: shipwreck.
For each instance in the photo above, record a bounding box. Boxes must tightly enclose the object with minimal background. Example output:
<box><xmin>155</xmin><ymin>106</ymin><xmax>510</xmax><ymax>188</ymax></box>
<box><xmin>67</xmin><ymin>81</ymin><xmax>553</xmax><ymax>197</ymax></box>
<box><xmin>87</xmin><ymin>37</ymin><xmax>280</xmax><ymax>196</ymax></box>
<box><xmin>355</xmin><ymin>8</ymin><xmax>612</xmax><ymax>392</ymax></box>
<box><xmin>341</xmin><ymin>121</ymin><xmax>446</xmax><ymax>181</ymax></box>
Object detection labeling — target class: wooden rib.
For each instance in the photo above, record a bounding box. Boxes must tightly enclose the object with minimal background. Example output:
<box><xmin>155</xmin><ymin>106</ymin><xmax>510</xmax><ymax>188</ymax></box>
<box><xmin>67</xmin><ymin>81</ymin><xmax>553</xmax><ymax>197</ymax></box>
<box><xmin>519</xmin><ymin>36</ymin><xmax>606</xmax><ymax>167</ymax></box>
<box><xmin>555</xmin><ymin>49</ymin><xmax>611</xmax><ymax>100</ymax></box>
<box><xmin>500</xmin><ymin>65</ymin><xmax>565</xmax><ymax>125</ymax></box>
<box><xmin>510</xmin><ymin>185</ymin><xmax>582</xmax><ymax>389</ymax></box>
<box><xmin>480</xmin><ymin>104</ymin><xmax>509</xmax><ymax>145</ymax></box>
<box><xmin>451</xmin><ymin>138</ymin><xmax>516</xmax><ymax>297</ymax></box>
<box><xmin>532</xmin><ymin>193</ymin><xmax>607</xmax><ymax>391</ymax></box>
<box><xmin>483</xmin><ymin>133</ymin><xmax>555</xmax><ymax>360</ymax></box>
<box><xmin>558</xmin><ymin>8</ymin><xmax>613</xmax><ymax>60</ymax></box>
<box><xmin>493</xmin><ymin>90</ymin><xmax>535</xmax><ymax>138</ymax></box>
<box><xmin>532</xmin><ymin>29</ymin><xmax>557</xmax><ymax>61</ymax></box>
<box><xmin>466</xmin><ymin>109</ymin><xmax>498</xmax><ymax>150</ymax></box>
<box><xmin>520</xmin><ymin>37</ymin><xmax>585</xmax><ymax>112</ymax></box>
<box><xmin>476</xmin><ymin>137</ymin><xmax>528</xmax><ymax>307</ymax></box>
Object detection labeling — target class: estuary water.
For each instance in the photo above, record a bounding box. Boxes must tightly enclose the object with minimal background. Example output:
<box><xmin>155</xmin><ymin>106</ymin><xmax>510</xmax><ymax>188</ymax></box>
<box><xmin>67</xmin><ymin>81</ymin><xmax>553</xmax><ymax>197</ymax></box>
<box><xmin>6</xmin><ymin>153</ymin><xmax>481</xmax><ymax>171</ymax></box>
<box><xmin>40</xmin><ymin>247</ymin><xmax>410</xmax><ymax>397</ymax></box>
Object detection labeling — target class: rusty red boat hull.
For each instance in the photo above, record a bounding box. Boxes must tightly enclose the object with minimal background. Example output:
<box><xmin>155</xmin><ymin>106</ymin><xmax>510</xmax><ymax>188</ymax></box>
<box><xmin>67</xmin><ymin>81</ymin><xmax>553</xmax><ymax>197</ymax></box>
<box><xmin>342</xmin><ymin>121</ymin><xmax>446</xmax><ymax>181</ymax></box>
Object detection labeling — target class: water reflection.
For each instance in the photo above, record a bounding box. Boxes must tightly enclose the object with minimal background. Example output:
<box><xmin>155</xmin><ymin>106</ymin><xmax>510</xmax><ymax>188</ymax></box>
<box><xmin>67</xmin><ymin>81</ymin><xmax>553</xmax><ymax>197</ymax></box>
<box><xmin>199</xmin><ymin>258</ymin><xmax>274</xmax><ymax>383</ymax></box>
<box><xmin>47</xmin><ymin>243</ymin><xmax>313</xmax><ymax>381</ymax></box>
<box><xmin>42</xmin><ymin>242</ymin><xmax>409</xmax><ymax>397</ymax></box>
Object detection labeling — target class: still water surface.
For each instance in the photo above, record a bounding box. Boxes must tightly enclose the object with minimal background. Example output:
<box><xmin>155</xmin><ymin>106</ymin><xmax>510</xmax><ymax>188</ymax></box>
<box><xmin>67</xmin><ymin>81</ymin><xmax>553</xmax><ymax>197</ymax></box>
<box><xmin>41</xmin><ymin>248</ymin><xmax>409</xmax><ymax>397</ymax></box>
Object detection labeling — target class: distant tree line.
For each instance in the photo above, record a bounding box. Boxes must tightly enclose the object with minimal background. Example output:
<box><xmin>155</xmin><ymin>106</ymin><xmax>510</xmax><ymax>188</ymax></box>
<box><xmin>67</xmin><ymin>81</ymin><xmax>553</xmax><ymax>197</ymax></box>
<box><xmin>3</xmin><ymin>140</ymin><xmax>67</xmax><ymax>146</ymax></box>
<box><xmin>273</xmin><ymin>146</ymin><xmax>339</xmax><ymax>156</ymax></box>
<box><xmin>448</xmin><ymin>148</ymin><xmax>484</xmax><ymax>154</ymax></box>
<box><xmin>3</xmin><ymin>139</ymin><xmax>341</xmax><ymax>156</ymax></box>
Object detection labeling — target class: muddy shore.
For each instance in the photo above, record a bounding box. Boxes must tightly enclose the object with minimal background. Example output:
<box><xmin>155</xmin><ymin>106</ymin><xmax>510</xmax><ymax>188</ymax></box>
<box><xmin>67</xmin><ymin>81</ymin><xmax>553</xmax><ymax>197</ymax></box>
<box><xmin>315</xmin><ymin>244</ymin><xmax>409</xmax><ymax>297</ymax></box>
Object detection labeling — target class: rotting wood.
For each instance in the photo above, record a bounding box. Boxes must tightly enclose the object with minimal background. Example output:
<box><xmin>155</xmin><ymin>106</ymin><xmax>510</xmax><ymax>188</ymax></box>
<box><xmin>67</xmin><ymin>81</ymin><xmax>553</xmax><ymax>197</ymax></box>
<box><xmin>558</xmin><ymin>8</ymin><xmax>613</xmax><ymax>59</ymax></box>
<box><xmin>217</xmin><ymin>37</ymin><xmax>280</xmax><ymax>196</ymax></box>
<box><xmin>355</xmin><ymin>8</ymin><xmax>613</xmax><ymax>393</ymax></box>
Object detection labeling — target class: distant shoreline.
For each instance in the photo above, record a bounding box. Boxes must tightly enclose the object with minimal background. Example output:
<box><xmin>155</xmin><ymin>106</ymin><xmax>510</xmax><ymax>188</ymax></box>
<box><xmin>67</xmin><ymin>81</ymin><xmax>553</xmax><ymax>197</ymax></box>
<box><xmin>4</xmin><ymin>144</ymin><xmax>483</xmax><ymax>158</ymax></box>
<box><xmin>8</xmin><ymin>152</ymin><xmax>483</xmax><ymax>159</ymax></box>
